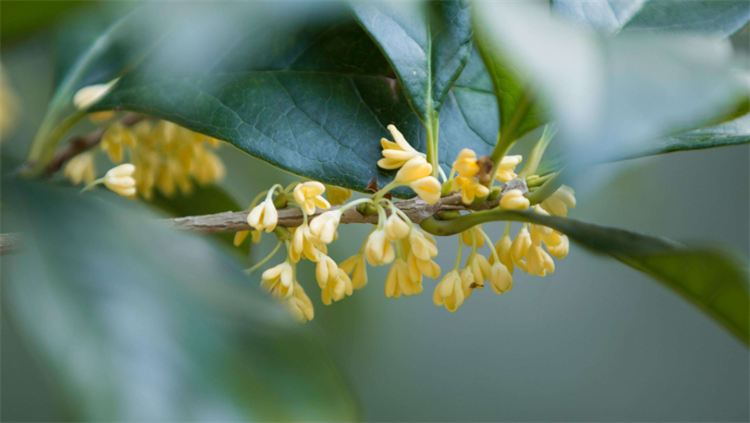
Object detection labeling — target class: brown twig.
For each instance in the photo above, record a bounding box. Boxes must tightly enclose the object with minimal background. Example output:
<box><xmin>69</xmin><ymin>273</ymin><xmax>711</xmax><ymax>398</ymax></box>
<box><xmin>43</xmin><ymin>113</ymin><xmax>146</xmax><ymax>178</ymax></box>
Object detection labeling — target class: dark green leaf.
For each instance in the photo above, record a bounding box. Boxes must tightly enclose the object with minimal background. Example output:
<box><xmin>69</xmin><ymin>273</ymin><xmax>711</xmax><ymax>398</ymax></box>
<box><xmin>552</xmin><ymin>0</ymin><xmax>750</xmax><ymax>38</ymax></box>
<box><xmin>422</xmin><ymin>210</ymin><xmax>750</xmax><ymax>345</ymax></box>
<box><xmin>1</xmin><ymin>180</ymin><xmax>359</xmax><ymax>420</ymax></box>
<box><xmin>87</xmin><ymin>3</ymin><xmax>498</xmax><ymax>195</ymax></box>
<box><xmin>0</xmin><ymin>1</ymin><xmax>89</xmax><ymax>45</ymax></box>
<box><xmin>350</xmin><ymin>1</ymin><xmax>473</xmax><ymax>121</ymax></box>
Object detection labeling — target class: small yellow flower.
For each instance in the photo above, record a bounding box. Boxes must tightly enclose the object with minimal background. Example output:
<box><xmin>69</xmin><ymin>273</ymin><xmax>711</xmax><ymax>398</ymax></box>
<box><xmin>469</xmin><ymin>254</ymin><xmax>491</xmax><ymax>290</ymax></box>
<box><xmin>406</xmin><ymin>250</ymin><xmax>441</xmax><ymax>280</ymax></box>
<box><xmin>494</xmin><ymin>155</ymin><xmax>523</xmax><ymax>182</ymax></box>
<box><xmin>500</xmin><ymin>189</ymin><xmax>530</xmax><ymax>210</ymax></box>
<box><xmin>395</xmin><ymin>156</ymin><xmax>432</xmax><ymax>183</ymax></box>
<box><xmin>385</xmin><ymin>258</ymin><xmax>423</xmax><ymax>298</ymax></box>
<box><xmin>452</xmin><ymin>176</ymin><xmax>490</xmax><ymax>204</ymax></box>
<box><xmin>310</xmin><ymin>210</ymin><xmax>341</xmax><ymax>244</ymax></box>
<box><xmin>546</xmin><ymin>235</ymin><xmax>570</xmax><ymax>259</ymax></box>
<box><xmin>385</xmin><ymin>214</ymin><xmax>410</xmax><ymax>241</ymax></box>
<box><xmin>284</xmin><ymin>281</ymin><xmax>314</xmax><ymax>323</ymax></box>
<box><xmin>325</xmin><ymin>184</ymin><xmax>352</xmax><ymax>205</ymax></box>
<box><xmin>490</xmin><ymin>234</ymin><xmax>515</xmax><ymax>275</ymax></box>
<box><xmin>541</xmin><ymin>185</ymin><xmax>576</xmax><ymax>217</ymax></box>
<box><xmin>261</xmin><ymin>262</ymin><xmax>294</xmax><ymax>300</ymax></box>
<box><xmin>408</xmin><ymin>229</ymin><xmax>438</xmax><ymax>261</ymax></box>
<box><xmin>315</xmin><ymin>254</ymin><xmax>339</xmax><ymax>289</ymax></box>
<box><xmin>488</xmin><ymin>262</ymin><xmax>513</xmax><ymax>294</ymax></box>
<box><xmin>410</xmin><ymin>176</ymin><xmax>441</xmax><ymax>205</ymax></box>
<box><xmin>526</xmin><ymin>244</ymin><xmax>555</xmax><ymax>276</ymax></box>
<box><xmin>234</xmin><ymin>231</ymin><xmax>249</xmax><ymax>246</ymax></box>
<box><xmin>364</xmin><ymin>229</ymin><xmax>395</xmax><ymax>266</ymax></box>
<box><xmin>294</xmin><ymin>181</ymin><xmax>330</xmax><ymax>215</ymax></box>
<box><xmin>378</xmin><ymin>124</ymin><xmax>422</xmax><ymax>170</ymax></box>
<box><xmin>247</xmin><ymin>199</ymin><xmax>278</xmax><ymax>233</ymax></box>
<box><xmin>452</xmin><ymin>148</ymin><xmax>479</xmax><ymax>178</ymax></box>
<box><xmin>100</xmin><ymin>123</ymin><xmax>135</xmax><ymax>163</ymax></box>
<box><xmin>103</xmin><ymin>163</ymin><xmax>137</xmax><ymax>197</ymax></box>
<box><xmin>459</xmin><ymin>267</ymin><xmax>476</xmax><ymax>300</ymax></box>
<box><xmin>63</xmin><ymin>152</ymin><xmax>96</xmax><ymax>185</ymax></box>
<box><xmin>339</xmin><ymin>254</ymin><xmax>368</xmax><ymax>289</ymax></box>
<box><xmin>511</xmin><ymin>226</ymin><xmax>532</xmax><ymax>262</ymax></box>
<box><xmin>290</xmin><ymin>222</ymin><xmax>326</xmax><ymax>262</ymax></box>
<box><xmin>321</xmin><ymin>269</ymin><xmax>353</xmax><ymax>305</ymax></box>
<box><xmin>461</xmin><ymin>225</ymin><xmax>486</xmax><ymax>248</ymax></box>
<box><xmin>433</xmin><ymin>270</ymin><xmax>464</xmax><ymax>312</ymax></box>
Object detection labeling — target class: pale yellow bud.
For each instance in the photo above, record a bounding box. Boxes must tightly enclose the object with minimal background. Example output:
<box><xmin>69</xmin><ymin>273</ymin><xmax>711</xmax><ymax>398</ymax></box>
<box><xmin>325</xmin><ymin>184</ymin><xmax>351</xmax><ymax>205</ymax></box>
<box><xmin>408</xmin><ymin>252</ymin><xmax>441</xmax><ymax>280</ymax></box>
<box><xmin>490</xmin><ymin>234</ymin><xmax>515</xmax><ymax>275</ymax></box>
<box><xmin>251</xmin><ymin>230</ymin><xmax>262</xmax><ymax>243</ymax></box>
<box><xmin>452</xmin><ymin>175</ymin><xmax>490</xmax><ymax>204</ymax></box>
<box><xmin>385</xmin><ymin>259</ymin><xmax>408</xmax><ymax>298</ymax></box>
<box><xmin>310</xmin><ymin>210</ymin><xmax>341</xmax><ymax>244</ymax></box>
<box><xmin>541</xmin><ymin>185</ymin><xmax>576</xmax><ymax>217</ymax></box>
<box><xmin>73</xmin><ymin>80</ymin><xmax>117</xmax><ymax>110</ymax></box>
<box><xmin>294</xmin><ymin>181</ymin><xmax>330</xmax><ymax>215</ymax></box>
<box><xmin>511</xmin><ymin>226</ymin><xmax>532</xmax><ymax>262</ymax></box>
<box><xmin>395</xmin><ymin>156</ymin><xmax>432</xmax><ymax>183</ymax></box>
<box><xmin>247</xmin><ymin>199</ymin><xmax>278</xmax><ymax>233</ymax></box>
<box><xmin>364</xmin><ymin>229</ymin><xmax>395</xmax><ymax>266</ymax></box>
<box><xmin>470</xmin><ymin>255</ymin><xmax>491</xmax><ymax>289</ymax></box>
<box><xmin>321</xmin><ymin>269</ymin><xmax>353</xmax><ymax>305</ymax></box>
<box><xmin>291</xmin><ymin>223</ymin><xmax>324</xmax><ymax>263</ymax></box>
<box><xmin>339</xmin><ymin>254</ymin><xmax>368</xmax><ymax>289</ymax></box>
<box><xmin>526</xmin><ymin>244</ymin><xmax>555</xmax><ymax>276</ymax></box>
<box><xmin>284</xmin><ymin>281</ymin><xmax>314</xmax><ymax>322</ymax></box>
<box><xmin>411</xmin><ymin>176</ymin><xmax>441</xmax><ymax>204</ymax></box>
<box><xmin>103</xmin><ymin>163</ymin><xmax>137</xmax><ymax>197</ymax></box>
<box><xmin>494</xmin><ymin>155</ymin><xmax>522</xmax><ymax>182</ymax></box>
<box><xmin>500</xmin><ymin>189</ymin><xmax>530</xmax><ymax>210</ymax></box>
<box><xmin>433</xmin><ymin>270</ymin><xmax>464</xmax><ymax>312</ymax></box>
<box><xmin>460</xmin><ymin>225</ymin><xmax>486</xmax><ymax>247</ymax></box>
<box><xmin>63</xmin><ymin>152</ymin><xmax>96</xmax><ymax>185</ymax></box>
<box><xmin>409</xmin><ymin>229</ymin><xmax>438</xmax><ymax>261</ymax></box>
<box><xmin>489</xmin><ymin>262</ymin><xmax>513</xmax><ymax>294</ymax></box>
<box><xmin>261</xmin><ymin>262</ymin><xmax>294</xmax><ymax>300</ymax></box>
<box><xmin>315</xmin><ymin>254</ymin><xmax>339</xmax><ymax>289</ymax></box>
<box><xmin>459</xmin><ymin>267</ymin><xmax>476</xmax><ymax>300</ymax></box>
<box><xmin>385</xmin><ymin>214</ymin><xmax>410</xmax><ymax>241</ymax></box>
<box><xmin>546</xmin><ymin>235</ymin><xmax>570</xmax><ymax>259</ymax></box>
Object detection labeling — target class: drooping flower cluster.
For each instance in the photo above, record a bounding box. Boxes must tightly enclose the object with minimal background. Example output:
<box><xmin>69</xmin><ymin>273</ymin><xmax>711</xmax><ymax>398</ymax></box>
<box><xmin>63</xmin><ymin>118</ymin><xmax>225</xmax><ymax>199</ymax></box>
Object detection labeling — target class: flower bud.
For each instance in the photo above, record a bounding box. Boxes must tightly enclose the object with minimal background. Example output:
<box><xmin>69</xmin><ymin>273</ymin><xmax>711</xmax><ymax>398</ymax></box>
<box><xmin>364</xmin><ymin>229</ymin><xmax>395</xmax><ymax>266</ymax></box>
<box><xmin>500</xmin><ymin>189</ymin><xmax>530</xmax><ymax>210</ymax></box>
<box><xmin>546</xmin><ymin>235</ymin><xmax>570</xmax><ymax>259</ymax></box>
<box><xmin>489</xmin><ymin>262</ymin><xmax>513</xmax><ymax>294</ymax></box>
<box><xmin>433</xmin><ymin>270</ymin><xmax>464</xmax><ymax>312</ymax></box>
<box><xmin>247</xmin><ymin>199</ymin><xmax>278</xmax><ymax>233</ymax></box>
<box><xmin>63</xmin><ymin>152</ymin><xmax>96</xmax><ymax>185</ymax></box>
<box><xmin>409</xmin><ymin>229</ymin><xmax>438</xmax><ymax>261</ymax></box>
<box><xmin>261</xmin><ymin>262</ymin><xmax>294</xmax><ymax>300</ymax></box>
<box><xmin>411</xmin><ymin>176</ymin><xmax>441</xmax><ymax>204</ymax></box>
<box><xmin>511</xmin><ymin>226</ymin><xmax>532</xmax><ymax>262</ymax></box>
<box><xmin>103</xmin><ymin>163</ymin><xmax>137</xmax><ymax>197</ymax></box>
<box><xmin>385</xmin><ymin>214</ymin><xmax>410</xmax><ymax>241</ymax></box>
<box><xmin>339</xmin><ymin>254</ymin><xmax>368</xmax><ymax>289</ymax></box>
<box><xmin>310</xmin><ymin>210</ymin><xmax>341</xmax><ymax>244</ymax></box>
<box><xmin>395</xmin><ymin>156</ymin><xmax>432</xmax><ymax>183</ymax></box>
<box><xmin>491</xmin><ymin>234</ymin><xmax>515</xmax><ymax>275</ymax></box>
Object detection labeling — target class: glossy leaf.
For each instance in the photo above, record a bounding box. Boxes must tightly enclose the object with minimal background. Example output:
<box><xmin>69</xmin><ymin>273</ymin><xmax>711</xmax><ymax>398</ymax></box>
<box><xmin>88</xmin><ymin>3</ymin><xmax>499</xmax><ymax>195</ymax></box>
<box><xmin>422</xmin><ymin>210</ymin><xmax>750</xmax><ymax>345</ymax></box>
<box><xmin>1</xmin><ymin>181</ymin><xmax>359</xmax><ymax>421</ymax></box>
<box><xmin>350</xmin><ymin>1</ymin><xmax>473</xmax><ymax>121</ymax></box>
<box><xmin>552</xmin><ymin>0</ymin><xmax>750</xmax><ymax>38</ymax></box>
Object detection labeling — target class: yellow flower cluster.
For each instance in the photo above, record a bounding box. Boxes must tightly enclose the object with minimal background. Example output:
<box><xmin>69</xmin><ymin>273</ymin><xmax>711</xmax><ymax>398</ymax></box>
<box><xmin>379</xmin><ymin>124</ymin><xmax>441</xmax><ymax>204</ymax></box>
<box><xmin>63</xmin><ymin>119</ymin><xmax>225</xmax><ymax>199</ymax></box>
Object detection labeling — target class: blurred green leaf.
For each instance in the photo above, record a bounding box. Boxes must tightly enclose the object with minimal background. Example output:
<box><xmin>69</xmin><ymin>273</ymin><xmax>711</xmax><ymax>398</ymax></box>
<box><xmin>422</xmin><ymin>210</ymin><xmax>750</xmax><ymax>345</ymax></box>
<box><xmin>472</xmin><ymin>2</ymin><xmax>747</xmax><ymax>173</ymax></box>
<box><xmin>85</xmin><ymin>3</ymin><xmax>499</xmax><ymax>194</ymax></box>
<box><xmin>473</xmin><ymin>9</ymin><xmax>547</xmax><ymax>144</ymax></box>
<box><xmin>552</xmin><ymin>0</ymin><xmax>750</xmax><ymax>38</ymax></box>
<box><xmin>1</xmin><ymin>180</ymin><xmax>360</xmax><ymax>421</ymax></box>
<box><xmin>0</xmin><ymin>1</ymin><xmax>90</xmax><ymax>45</ymax></box>
<box><xmin>149</xmin><ymin>184</ymin><xmax>247</xmax><ymax>253</ymax></box>
<box><xmin>351</xmin><ymin>1</ymin><xmax>473</xmax><ymax>122</ymax></box>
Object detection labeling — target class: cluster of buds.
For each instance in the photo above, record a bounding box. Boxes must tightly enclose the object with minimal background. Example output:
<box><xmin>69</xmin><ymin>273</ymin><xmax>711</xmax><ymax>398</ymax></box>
<box><xmin>241</xmin><ymin>124</ymin><xmax>576</xmax><ymax>322</ymax></box>
<box><xmin>65</xmin><ymin>84</ymin><xmax>225</xmax><ymax>199</ymax></box>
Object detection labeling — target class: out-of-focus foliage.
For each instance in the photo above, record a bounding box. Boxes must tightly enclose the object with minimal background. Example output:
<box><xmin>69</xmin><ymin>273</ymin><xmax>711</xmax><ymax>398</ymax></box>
<box><xmin>0</xmin><ymin>1</ymin><xmax>89</xmax><ymax>45</ymax></box>
<box><xmin>552</xmin><ymin>0</ymin><xmax>750</xmax><ymax>38</ymax></box>
<box><xmin>1</xmin><ymin>180</ymin><xmax>359</xmax><ymax>421</ymax></box>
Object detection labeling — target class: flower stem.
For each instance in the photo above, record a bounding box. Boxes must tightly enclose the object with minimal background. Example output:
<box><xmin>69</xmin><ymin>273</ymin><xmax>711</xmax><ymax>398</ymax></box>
<box><xmin>453</xmin><ymin>236</ymin><xmax>463</xmax><ymax>271</ymax></box>
<box><xmin>244</xmin><ymin>240</ymin><xmax>283</xmax><ymax>274</ymax></box>
<box><xmin>371</xmin><ymin>180</ymin><xmax>402</xmax><ymax>202</ymax></box>
<box><xmin>79</xmin><ymin>178</ymin><xmax>104</xmax><ymax>193</ymax></box>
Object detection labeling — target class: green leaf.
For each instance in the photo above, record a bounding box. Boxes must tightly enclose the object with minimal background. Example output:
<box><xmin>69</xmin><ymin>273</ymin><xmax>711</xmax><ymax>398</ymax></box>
<box><xmin>84</xmin><ymin>3</ymin><xmax>498</xmax><ymax>195</ymax></box>
<box><xmin>149</xmin><ymin>184</ymin><xmax>247</xmax><ymax>253</ymax></box>
<box><xmin>350</xmin><ymin>1</ymin><xmax>473</xmax><ymax>121</ymax></box>
<box><xmin>618</xmin><ymin>113</ymin><xmax>750</xmax><ymax>160</ymax></box>
<box><xmin>472</xmin><ymin>9</ymin><xmax>547</xmax><ymax>143</ymax></box>
<box><xmin>1</xmin><ymin>180</ymin><xmax>360</xmax><ymax>420</ymax></box>
<box><xmin>552</xmin><ymin>0</ymin><xmax>750</xmax><ymax>38</ymax></box>
<box><xmin>421</xmin><ymin>210</ymin><xmax>750</xmax><ymax>345</ymax></box>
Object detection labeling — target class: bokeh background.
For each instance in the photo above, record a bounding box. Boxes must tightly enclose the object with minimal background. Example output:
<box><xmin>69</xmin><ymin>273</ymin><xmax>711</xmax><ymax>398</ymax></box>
<box><xmin>2</xmin><ymin>2</ymin><xmax>748</xmax><ymax>421</ymax></box>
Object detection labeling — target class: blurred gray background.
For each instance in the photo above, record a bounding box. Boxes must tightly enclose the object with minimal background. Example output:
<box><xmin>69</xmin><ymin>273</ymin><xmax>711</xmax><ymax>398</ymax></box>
<box><xmin>2</xmin><ymin>22</ymin><xmax>748</xmax><ymax>423</ymax></box>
